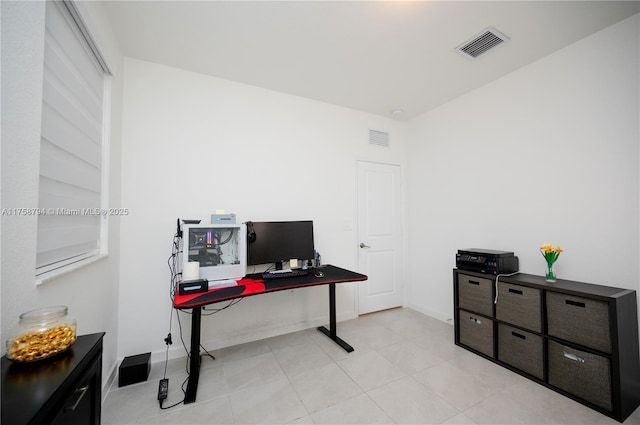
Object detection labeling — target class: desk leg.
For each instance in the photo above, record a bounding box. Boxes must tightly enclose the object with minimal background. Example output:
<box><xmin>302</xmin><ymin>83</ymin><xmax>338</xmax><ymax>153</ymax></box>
<box><xmin>184</xmin><ymin>306</ymin><xmax>201</xmax><ymax>404</ymax></box>
<box><xmin>318</xmin><ymin>282</ymin><xmax>354</xmax><ymax>353</ymax></box>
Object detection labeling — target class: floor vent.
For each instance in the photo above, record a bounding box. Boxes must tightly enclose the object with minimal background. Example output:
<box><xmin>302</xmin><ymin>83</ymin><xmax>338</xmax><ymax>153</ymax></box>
<box><xmin>369</xmin><ymin>129</ymin><xmax>389</xmax><ymax>148</ymax></box>
<box><xmin>456</xmin><ymin>26</ymin><xmax>509</xmax><ymax>58</ymax></box>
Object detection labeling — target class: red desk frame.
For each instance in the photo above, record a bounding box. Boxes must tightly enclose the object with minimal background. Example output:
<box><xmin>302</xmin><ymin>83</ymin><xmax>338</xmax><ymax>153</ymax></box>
<box><xmin>173</xmin><ymin>264</ymin><xmax>367</xmax><ymax>404</ymax></box>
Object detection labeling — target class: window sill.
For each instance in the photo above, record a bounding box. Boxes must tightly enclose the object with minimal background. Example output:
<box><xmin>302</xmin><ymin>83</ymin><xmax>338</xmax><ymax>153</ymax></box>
<box><xmin>36</xmin><ymin>253</ymin><xmax>108</xmax><ymax>285</ymax></box>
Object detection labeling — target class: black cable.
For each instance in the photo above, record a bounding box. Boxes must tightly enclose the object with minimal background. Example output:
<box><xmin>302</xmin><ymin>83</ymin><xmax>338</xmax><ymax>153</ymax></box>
<box><xmin>162</xmin><ymin>307</ymin><xmax>178</xmax><ymax>380</ymax></box>
<box><xmin>164</xmin><ymin>234</ymin><xmax>179</xmax><ymax>376</ymax></box>
<box><xmin>201</xmin><ymin>298</ymin><xmax>243</xmax><ymax>315</ymax></box>
<box><xmin>160</xmin><ymin>399</ymin><xmax>183</xmax><ymax>410</ymax></box>
<box><xmin>175</xmin><ymin>309</ymin><xmax>190</xmax><ymax>361</ymax></box>
<box><xmin>159</xmin><ymin>375</ymin><xmax>190</xmax><ymax>410</ymax></box>
<box><xmin>167</xmin><ymin>232</ymin><xmax>182</xmax><ymax>303</ymax></box>
<box><xmin>200</xmin><ymin>344</ymin><xmax>216</xmax><ymax>361</ymax></box>
<box><xmin>159</xmin><ymin>226</ymin><xmax>242</xmax><ymax>410</ymax></box>
<box><xmin>160</xmin><ymin>230</ymin><xmax>189</xmax><ymax>410</ymax></box>
<box><xmin>214</xmin><ymin>228</ymin><xmax>234</xmax><ymax>246</ymax></box>
<box><xmin>157</xmin><ymin>310</ymin><xmax>190</xmax><ymax>410</ymax></box>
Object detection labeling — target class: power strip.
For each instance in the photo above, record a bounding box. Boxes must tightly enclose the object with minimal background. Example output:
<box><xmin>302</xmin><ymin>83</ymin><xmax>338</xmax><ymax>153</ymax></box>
<box><xmin>158</xmin><ymin>378</ymin><xmax>168</xmax><ymax>400</ymax></box>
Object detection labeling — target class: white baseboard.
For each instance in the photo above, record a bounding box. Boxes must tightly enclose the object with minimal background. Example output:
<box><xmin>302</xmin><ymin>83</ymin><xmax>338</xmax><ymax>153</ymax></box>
<box><xmin>102</xmin><ymin>359</ymin><xmax>119</xmax><ymax>402</ymax></box>
<box><xmin>404</xmin><ymin>303</ymin><xmax>454</xmax><ymax>325</ymax></box>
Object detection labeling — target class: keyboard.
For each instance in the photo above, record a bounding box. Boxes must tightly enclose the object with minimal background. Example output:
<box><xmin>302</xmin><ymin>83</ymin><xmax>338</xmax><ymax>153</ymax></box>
<box><xmin>262</xmin><ymin>270</ymin><xmax>309</xmax><ymax>279</ymax></box>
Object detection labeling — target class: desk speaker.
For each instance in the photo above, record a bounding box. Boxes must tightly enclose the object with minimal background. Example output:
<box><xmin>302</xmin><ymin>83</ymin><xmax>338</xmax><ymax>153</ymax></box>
<box><xmin>119</xmin><ymin>352</ymin><xmax>150</xmax><ymax>387</ymax></box>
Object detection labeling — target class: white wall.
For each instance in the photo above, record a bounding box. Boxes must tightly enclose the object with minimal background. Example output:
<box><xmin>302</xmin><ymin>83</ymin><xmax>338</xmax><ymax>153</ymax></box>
<box><xmin>3</xmin><ymin>1</ymin><xmax>637</xmax><ymax>392</ymax></box>
<box><xmin>118</xmin><ymin>58</ymin><xmax>408</xmax><ymax>360</ymax></box>
<box><xmin>0</xmin><ymin>0</ymin><xmax>124</xmax><ymax>390</ymax></box>
<box><xmin>405</xmin><ymin>14</ymin><xmax>640</xmax><ymax>325</ymax></box>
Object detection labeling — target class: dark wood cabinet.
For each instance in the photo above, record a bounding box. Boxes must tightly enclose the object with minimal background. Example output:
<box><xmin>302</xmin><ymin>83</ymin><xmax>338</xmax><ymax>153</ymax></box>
<box><xmin>454</xmin><ymin>270</ymin><xmax>640</xmax><ymax>423</ymax></box>
<box><xmin>1</xmin><ymin>332</ymin><xmax>104</xmax><ymax>425</ymax></box>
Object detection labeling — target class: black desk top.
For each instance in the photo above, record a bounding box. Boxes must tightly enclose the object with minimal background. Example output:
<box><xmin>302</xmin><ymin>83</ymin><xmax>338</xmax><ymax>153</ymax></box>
<box><xmin>174</xmin><ymin>264</ymin><xmax>367</xmax><ymax>309</ymax></box>
<box><xmin>1</xmin><ymin>332</ymin><xmax>105</xmax><ymax>425</ymax></box>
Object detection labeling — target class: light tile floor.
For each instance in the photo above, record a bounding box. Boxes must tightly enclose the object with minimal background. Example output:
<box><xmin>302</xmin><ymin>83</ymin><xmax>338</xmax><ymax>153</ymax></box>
<box><xmin>103</xmin><ymin>307</ymin><xmax>640</xmax><ymax>424</ymax></box>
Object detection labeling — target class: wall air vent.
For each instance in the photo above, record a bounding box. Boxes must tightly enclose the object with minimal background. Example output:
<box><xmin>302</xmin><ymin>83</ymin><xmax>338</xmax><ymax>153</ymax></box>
<box><xmin>369</xmin><ymin>129</ymin><xmax>389</xmax><ymax>148</ymax></box>
<box><xmin>456</xmin><ymin>26</ymin><xmax>510</xmax><ymax>59</ymax></box>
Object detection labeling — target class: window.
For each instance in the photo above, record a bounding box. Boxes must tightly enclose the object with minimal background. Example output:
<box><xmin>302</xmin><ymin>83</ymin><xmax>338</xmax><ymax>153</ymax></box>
<box><xmin>36</xmin><ymin>0</ymin><xmax>112</xmax><ymax>283</ymax></box>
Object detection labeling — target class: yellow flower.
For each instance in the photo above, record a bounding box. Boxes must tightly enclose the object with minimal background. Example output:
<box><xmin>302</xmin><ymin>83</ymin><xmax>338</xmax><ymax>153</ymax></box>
<box><xmin>540</xmin><ymin>244</ymin><xmax>562</xmax><ymax>254</ymax></box>
<box><xmin>540</xmin><ymin>243</ymin><xmax>563</xmax><ymax>264</ymax></box>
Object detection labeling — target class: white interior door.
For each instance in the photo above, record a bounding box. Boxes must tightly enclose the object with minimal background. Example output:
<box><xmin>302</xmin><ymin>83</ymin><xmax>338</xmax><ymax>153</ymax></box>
<box><xmin>357</xmin><ymin>161</ymin><xmax>403</xmax><ymax>314</ymax></box>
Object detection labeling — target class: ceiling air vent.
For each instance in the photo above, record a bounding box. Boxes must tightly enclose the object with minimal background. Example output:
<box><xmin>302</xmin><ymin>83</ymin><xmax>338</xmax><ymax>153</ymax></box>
<box><xmin>456</xmin><ymin>26</ymin><xmax>509</xmax><ymax>59</ymax></box>
<box><xmin>369</xmin><ymin>129</ymin><xmax>389</xmax><ymax>148</ymax></box>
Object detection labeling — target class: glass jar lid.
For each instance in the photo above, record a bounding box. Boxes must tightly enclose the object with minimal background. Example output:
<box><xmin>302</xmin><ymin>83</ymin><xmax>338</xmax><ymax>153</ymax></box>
<box><xmin>19</xmin><ymin>305</ymin><xmax>69</xmax><ymax>324</ymax></box>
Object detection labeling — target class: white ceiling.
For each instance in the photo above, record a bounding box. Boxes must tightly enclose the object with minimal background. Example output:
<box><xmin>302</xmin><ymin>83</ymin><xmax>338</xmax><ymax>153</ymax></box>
<box><xmin>102</xmin><ymin>1</ymin><xmax>639</xmax><ymax>121</ymax></box>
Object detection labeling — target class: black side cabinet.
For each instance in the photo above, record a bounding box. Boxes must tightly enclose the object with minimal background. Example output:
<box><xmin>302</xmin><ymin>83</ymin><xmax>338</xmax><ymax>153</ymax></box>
<box><xmin>2</xmin><ymin>332</ymin><xmax>105</xmax><ymax>425</ymax></box>
<box><xmin>454</xmin><ymin>270</ymin><xmax>640</xmax><ymax>423</ymax></box>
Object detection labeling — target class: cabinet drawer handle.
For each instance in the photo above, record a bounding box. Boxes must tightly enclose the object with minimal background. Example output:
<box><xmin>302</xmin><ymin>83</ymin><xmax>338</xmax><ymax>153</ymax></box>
<box><xmin>467</xmin><ymin>280</ymin><xmax>480</xmax><ymax>286</ymax></box>
<box><xmin>508</xmin><ymin>288</ymin><xmax>523</xmax><ymax>295</ymax></box>
<box><xmin>64</xmin><ymin>385</ymin><xmax>89</xmax><ymax>412</ymax></box>
<box><xmin>563</xmin><ymin>351</ymin><xmax>585</xmax><ymax>363</ymax></box>
<box><xmin>469</xmin><ymin>316</ymin><xmax>481</xmax><ymax>324</ymax></box>
<box><xmin>565</xmin><ymin>300</ymin><xmax>586</xmax><ymax>308</ymax></box>
<box><xmin>511</xmin><ymin>331</ymin><xmax>526</xmax><ymax>340</ymax></box>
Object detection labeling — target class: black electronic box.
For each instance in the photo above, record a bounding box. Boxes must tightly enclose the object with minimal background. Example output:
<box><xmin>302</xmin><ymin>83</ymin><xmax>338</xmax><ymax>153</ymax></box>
<box><xmin>456</xmin><ymin>248</ymin><xmax>519</xmax><ymax>275</ymax></box>
<box><xmin>178</xmin><ymin>279</ymin><xmax>209</xmax><ymax>295</ymax></box>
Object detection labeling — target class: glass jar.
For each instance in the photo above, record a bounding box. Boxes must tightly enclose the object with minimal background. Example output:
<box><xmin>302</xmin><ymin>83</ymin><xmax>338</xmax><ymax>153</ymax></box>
<box><xmin>6</xmin><ymin>306</ymin><xmax>77</xmax><ymax>362</ymax></box>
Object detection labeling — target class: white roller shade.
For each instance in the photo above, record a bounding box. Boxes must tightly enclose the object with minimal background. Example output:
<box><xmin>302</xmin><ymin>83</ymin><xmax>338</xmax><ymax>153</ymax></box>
<box><xmin>37</xmin><ymin>1</ymin><xmax>109</xmax><ymax>276</ymax></box>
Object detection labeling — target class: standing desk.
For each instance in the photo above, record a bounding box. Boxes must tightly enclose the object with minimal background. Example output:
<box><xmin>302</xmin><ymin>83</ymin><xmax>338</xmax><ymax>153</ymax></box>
<box><xmin>173</xmin><ymin>264</ymin><xmax>367</xmax><ymax>404</ymax></box>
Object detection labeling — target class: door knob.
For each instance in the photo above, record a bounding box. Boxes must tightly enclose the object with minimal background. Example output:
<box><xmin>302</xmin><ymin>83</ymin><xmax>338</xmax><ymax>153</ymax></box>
<box><xmin>359</xmin><ymin>243</ymin><xmax>371</xmax><ymax>248</ymax></box>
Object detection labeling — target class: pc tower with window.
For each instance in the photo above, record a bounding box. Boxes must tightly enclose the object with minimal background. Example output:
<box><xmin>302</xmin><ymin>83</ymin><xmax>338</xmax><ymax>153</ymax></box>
<box><xmin>181</xmin><ymin>223</ymin><xmax>246</xmax><ymax>282</ymax></box>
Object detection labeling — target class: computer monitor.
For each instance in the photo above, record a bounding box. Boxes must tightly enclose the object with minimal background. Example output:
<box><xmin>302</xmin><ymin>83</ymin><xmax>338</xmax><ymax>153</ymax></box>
<box><xmin>181</xmin><ymin>223</ymin><xmax>246</xmax><ymax>281</ymax></box>
<box><xmin>247</xmin><ymin>221</ymin><xmax>315</xmax><ymax>269</ymax></box>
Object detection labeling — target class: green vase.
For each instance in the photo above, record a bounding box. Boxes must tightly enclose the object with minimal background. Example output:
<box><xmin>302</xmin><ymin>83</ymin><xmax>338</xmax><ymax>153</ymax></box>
<box><xmin>545</xmin><ymin>262</ymin><xmax>556</xmax><ymax>282</ymax></box>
